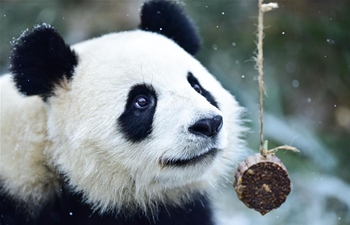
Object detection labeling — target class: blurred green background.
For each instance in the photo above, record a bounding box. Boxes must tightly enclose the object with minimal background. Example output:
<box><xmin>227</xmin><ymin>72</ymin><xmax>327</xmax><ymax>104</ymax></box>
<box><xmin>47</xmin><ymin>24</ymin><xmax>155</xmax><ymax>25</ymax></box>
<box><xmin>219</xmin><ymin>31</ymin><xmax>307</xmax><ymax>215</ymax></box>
<box><xmin>1</xmin><ymin>0</ymin><xmax>349</xmax><ymax>224</ymax></box>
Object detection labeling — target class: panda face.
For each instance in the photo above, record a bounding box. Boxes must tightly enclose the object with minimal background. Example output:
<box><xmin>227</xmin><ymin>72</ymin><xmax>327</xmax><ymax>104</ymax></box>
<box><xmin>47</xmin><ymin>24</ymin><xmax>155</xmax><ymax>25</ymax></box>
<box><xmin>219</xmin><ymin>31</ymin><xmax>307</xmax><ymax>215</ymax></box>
<box><xmin>43</xmin><ymin>30</ymin><xmax>244</xmax><ymax>212</ymax></box>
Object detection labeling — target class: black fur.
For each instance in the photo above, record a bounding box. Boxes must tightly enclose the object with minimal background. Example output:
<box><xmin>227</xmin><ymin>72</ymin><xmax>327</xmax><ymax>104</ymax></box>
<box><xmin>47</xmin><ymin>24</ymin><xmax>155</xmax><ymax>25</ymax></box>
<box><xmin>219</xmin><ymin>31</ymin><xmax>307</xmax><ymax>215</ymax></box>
<box><xmin>139</xmin><ymin>0</ymin><xmax>201</xmax><ymax>55</ymax></box>
<box><xmin>9</xmin><ymin>24</ymin><xmax>78</xmax><ymax>100</ymax></box>
<box><xmin>118</xmin><ymin>84</ymin><xmax>158</xmax><ymax>142</ymax></box>
<box><xmin>0</xmin><ymin>186</ymin><xmax>214</xmax><ymax>225</ymax></box>
<box><xmin>187</xmin><ymin>72</ymin><xmax>219</xmax><ymax>109</ymax></box>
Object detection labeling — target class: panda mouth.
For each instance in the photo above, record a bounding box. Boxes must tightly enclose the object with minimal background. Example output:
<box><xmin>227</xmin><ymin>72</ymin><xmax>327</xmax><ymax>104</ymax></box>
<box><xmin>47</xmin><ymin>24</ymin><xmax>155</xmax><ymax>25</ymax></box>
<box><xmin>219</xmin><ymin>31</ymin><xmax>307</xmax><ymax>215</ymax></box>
<box><xmin>159</xmin><ymin>148</ymin><xmax>219</xmax><ymax>167</ymax></box>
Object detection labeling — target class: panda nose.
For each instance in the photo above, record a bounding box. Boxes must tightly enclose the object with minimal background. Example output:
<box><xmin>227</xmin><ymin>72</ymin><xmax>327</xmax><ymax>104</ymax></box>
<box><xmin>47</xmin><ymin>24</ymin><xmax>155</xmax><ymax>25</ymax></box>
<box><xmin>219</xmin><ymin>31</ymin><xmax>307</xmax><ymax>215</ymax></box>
<box><xmin>188</xmin><ymin>115</ymin><xmax>223</xmax><ymax>137</ymax></box>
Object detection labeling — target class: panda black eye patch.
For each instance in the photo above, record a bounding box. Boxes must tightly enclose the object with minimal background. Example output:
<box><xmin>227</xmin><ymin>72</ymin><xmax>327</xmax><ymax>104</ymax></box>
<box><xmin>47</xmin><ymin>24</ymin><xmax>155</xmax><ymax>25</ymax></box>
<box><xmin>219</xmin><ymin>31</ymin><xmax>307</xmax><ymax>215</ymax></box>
<box><xmin>187</xmin><ymin>72</ymin><xmax>219</xmax><ymax>109</ymax></box>
<box><xmin>118</xmin><ymin>84</ymin><xmax>157</xmax><ymax>143</ymax></box>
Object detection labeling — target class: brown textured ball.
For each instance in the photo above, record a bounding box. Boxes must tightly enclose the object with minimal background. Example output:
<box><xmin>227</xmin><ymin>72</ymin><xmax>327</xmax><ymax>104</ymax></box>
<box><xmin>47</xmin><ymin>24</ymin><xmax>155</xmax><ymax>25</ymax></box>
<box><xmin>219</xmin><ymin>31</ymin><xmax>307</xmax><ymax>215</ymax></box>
<box><xmin>233</xmin><ymin>153</ymin><xmax>291</xmax><ymax>215</ymax></box>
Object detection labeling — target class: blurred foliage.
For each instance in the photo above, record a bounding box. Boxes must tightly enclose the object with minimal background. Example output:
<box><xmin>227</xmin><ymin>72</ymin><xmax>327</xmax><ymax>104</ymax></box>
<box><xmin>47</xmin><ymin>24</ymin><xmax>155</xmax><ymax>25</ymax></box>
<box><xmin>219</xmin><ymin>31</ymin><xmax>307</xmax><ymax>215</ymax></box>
<box><xmin>0</xmin><ymin>0</ymin><xmax>349</xmax><ymax>224</ymax></box>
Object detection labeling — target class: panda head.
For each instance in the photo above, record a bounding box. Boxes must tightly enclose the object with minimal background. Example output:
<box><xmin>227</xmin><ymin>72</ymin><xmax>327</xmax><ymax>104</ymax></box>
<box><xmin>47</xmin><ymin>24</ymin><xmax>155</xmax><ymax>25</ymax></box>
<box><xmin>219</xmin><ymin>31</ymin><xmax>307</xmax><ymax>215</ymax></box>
<box><xmin>10</xmin><ymin>0</ymin><xmax>246</xmax><ymax>214</ymax></box>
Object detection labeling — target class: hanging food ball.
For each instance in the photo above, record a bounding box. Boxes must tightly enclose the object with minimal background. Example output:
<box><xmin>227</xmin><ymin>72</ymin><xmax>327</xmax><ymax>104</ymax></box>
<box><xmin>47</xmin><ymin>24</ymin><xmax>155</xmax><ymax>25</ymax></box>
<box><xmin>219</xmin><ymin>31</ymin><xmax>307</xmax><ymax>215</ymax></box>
<box><xmin>233</xmin><ymin>153</ymin><xmax>291</xmax><ymax>215</ymax></box>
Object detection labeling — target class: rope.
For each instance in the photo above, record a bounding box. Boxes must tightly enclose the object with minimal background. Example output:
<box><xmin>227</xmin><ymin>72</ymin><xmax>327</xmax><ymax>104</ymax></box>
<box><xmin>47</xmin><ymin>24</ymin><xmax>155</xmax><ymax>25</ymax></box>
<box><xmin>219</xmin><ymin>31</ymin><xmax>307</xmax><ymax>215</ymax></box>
<box><xmin>256</xmin><ymin>1</ymin><xmax>299</xmax><ymax>157</ymax></box>
<box><xmin>257</xmin><ymin>0</ymin><xmax>265</xmax><ymax>156</ymax></box>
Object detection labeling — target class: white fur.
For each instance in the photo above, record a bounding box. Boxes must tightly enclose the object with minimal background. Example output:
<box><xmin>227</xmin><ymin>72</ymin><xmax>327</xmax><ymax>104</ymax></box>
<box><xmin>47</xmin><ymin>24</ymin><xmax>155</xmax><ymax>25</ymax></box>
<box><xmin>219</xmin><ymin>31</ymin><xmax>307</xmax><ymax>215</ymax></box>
<box><xmin>0</xmin><ymin>75</ymin><xmax>60</xmax><ymax>209</ymax></box>
<box><xmin>0</xmin><ymin>30</ymin><xmax>246</xmax><ymax>216</ymax></box>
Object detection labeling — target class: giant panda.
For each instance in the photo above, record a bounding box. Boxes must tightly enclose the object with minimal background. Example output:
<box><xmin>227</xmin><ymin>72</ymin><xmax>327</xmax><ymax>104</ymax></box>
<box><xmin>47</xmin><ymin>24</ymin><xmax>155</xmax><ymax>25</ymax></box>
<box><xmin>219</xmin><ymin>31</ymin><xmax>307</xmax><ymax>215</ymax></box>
<box><xmin>0</xmin><ymin>0</ymin><xmax>246</xmax><ymax>224</ymax></box>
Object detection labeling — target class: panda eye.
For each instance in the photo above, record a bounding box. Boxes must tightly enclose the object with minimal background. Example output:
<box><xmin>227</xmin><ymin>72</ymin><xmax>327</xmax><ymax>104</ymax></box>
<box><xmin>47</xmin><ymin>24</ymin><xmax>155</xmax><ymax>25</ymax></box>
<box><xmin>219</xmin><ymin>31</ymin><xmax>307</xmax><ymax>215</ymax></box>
<box><xmin>134</xmin><ymin>95</ymin><xmax>150</xmax><ymax>109</ymax></box>
<box><xmin>193</xmin><ymin>84</ymin><xmax>202</xmax><ymax>94</ymax></box>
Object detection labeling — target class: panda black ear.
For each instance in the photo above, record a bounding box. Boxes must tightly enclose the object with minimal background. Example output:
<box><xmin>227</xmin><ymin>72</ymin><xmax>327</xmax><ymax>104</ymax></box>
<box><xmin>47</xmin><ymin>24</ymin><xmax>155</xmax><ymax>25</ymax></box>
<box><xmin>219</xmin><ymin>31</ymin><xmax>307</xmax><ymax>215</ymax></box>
<box><xmin>10</xmin><ymin>24</ymin><xmax>78</xmax><ymax>100</ymax></box>
<box><xmin>139</xmin><ymin>0</ymin><xmax>201</xmax><ymax>55</ymax></box>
